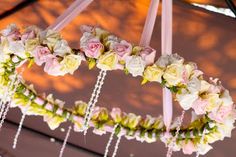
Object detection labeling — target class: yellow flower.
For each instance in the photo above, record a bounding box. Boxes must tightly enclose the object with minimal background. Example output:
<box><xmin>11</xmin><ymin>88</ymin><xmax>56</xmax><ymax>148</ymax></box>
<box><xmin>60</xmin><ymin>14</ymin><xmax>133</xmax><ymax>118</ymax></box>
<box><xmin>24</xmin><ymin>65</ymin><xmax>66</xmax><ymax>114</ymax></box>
<box><xmin>97</xmin><ymin>51</ymin><xmax>118</xmax><ymax>70</ymax></box>
<box><xmin>163</xmin><ymin>63</ymin><xmax>184</xmax><ymax>86</ymax></box>
<box><xmin>143</xmin><ymin>65</ymin><xmax>164</xmax><ymax>83</ymax></box>
<box><xmin>60</xmin><ymin>54</ymin><xmax>83</xmax><ymax>74</ymax></box>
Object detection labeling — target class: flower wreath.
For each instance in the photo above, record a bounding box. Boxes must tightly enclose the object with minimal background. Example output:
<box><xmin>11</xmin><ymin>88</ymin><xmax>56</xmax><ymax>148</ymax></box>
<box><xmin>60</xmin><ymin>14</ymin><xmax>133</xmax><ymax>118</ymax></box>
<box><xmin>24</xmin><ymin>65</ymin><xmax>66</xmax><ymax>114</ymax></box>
<box><xmin>0</xmin><ymin>24</ymin><xmax>235</xmax><ymax>156</ymax></box>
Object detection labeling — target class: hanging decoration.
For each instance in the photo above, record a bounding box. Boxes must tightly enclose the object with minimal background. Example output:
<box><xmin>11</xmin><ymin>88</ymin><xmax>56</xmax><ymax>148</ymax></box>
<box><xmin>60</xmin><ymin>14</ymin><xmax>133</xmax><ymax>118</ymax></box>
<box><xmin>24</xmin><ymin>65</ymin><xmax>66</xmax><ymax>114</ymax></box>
<box><xmin>0</xmin><ymin>23</ymin><xmax>235</xmax><ymax>156</ymax></box>
<box><xmin>59</xmin><ymin>126</ymin><xmax>72</xmax><ymax>157</ymax></box>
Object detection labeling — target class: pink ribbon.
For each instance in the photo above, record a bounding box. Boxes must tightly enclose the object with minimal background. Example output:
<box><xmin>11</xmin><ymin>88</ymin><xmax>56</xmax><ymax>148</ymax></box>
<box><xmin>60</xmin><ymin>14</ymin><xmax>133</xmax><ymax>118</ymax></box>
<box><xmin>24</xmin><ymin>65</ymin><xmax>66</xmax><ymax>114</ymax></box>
<box><xmin>47</xmin><ymin>0</ymin><xmax>93</xmax><ymax>31</ymax></box>
<box><xmin>161</xmin><ymin>0</ymin><xmax>173</xmax><ymax>131</ymax></box>
<box><xmin>139</xmin><ymin>0</ymin><xmax>160</xmax><ymax>46</ymax></box>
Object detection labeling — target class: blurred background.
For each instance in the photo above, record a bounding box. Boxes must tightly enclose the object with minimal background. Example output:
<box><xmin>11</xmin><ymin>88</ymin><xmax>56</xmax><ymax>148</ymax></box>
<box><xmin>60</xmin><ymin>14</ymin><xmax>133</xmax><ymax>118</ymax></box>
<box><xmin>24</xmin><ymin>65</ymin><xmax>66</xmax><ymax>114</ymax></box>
<box><xmin>0</xmin><ymin>0</ymin><xmax>236</xmax><ymax>157</ymax></box>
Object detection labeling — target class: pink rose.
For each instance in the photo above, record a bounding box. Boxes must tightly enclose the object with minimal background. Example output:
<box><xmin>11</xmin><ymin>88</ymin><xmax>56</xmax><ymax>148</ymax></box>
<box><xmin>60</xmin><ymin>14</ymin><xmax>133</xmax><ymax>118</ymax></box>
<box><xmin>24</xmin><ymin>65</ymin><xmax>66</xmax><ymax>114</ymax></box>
<box><xmin>192</xmin><ymin>98</ymin><xmax>209</xmax><ymax>115</ymax></box>
<box><xmin>44</xmin><ymin>55</ymin><xmax>65</xmax><ymax>76</ymax></box>
<box><xmin>110</xmin><ymin>40</ymin><xmax>132</xmax><ymax>60</ymax></box>
<box><xmin>1</xmin><ymin>24</ymin><xmax>21</xmax><ymax>41</ymax></box>
<box><xmin>32</xmin><ymin>46</ymin><xmax>51</xmax><ymax>66</ymax></box>
<box><xmin>182</xmin><ymin>141</ymin><xmax>196</xmax><ymax>155</ymax></box>
<box><xmin>208</xmin><ymin>105</ymin><xmax>233</xmax><ymax>123</ymax></box>
<box><xmin>91</xmin><ymin>106</ymin><xmax>101</xmax><ymax>120</ymax></box>
<box><xmin>139</xmin><ymin>47</ymin><xmax>156</xmax><ymax>65</ymax></box>
<box><xmin>81</xmin><ymin>38</ymin><xmax>104</xmax><ymax>59</ymax></box>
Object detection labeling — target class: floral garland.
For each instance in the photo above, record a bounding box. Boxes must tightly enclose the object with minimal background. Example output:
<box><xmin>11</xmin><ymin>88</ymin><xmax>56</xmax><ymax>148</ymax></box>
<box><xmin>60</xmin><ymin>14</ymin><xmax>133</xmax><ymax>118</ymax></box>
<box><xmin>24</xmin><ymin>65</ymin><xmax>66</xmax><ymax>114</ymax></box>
<box><xmin>0</xmin><ymin>24</ymin><xmax>235</xmax><ymax>156</ymax></box>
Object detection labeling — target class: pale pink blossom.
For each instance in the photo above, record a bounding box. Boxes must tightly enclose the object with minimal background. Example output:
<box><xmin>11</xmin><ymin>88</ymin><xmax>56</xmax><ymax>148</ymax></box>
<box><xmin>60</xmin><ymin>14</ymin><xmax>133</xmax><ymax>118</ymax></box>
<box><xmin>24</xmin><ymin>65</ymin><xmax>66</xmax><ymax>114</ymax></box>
<box><xmin>208</xmin><ymin>105</ymin><xmax>233</xmax><ymax>123</ymax></box>
<box><xmin>110</xmin><ymin>40</ymin><xmax>132</xmax><ymax>60</ymax></box>
<box><xmin>139</xmin><ymin>47</ymin><xmax>156</xmax><ymax>65</ymax></box>
<box><xmin>182</xmin><ymin>69</ymin><xmax>188</xmax><ymax>83</ymax></box>
<box><xmin>21</xmin><ymin>26</ymin><xmax>38</xmax><ymax>42</ymax></box>
<box><xmin>32</xmin><ymin>46</ymin><xmax>51</xmax><ymax>66</ymax></box>
<box><xmin>182</xmin><ymin>141</ymin><xmax>196</xmax><ymax>155</ymax></box>
<box><xmin>80</xmin><ymin>25</ymin><xmax>94</xmax><ymax>33</ymax></box>
<box><xmin>81</xmin><ymin>38</ymin><xmax>104</xmax><ymax>58</ymax></box>
<box><xmin>44</xmin><ymin>55</ymin><xmax>65</xmax><ymax>76</ymax></box>
<box><xmin>110</xmin><ymin>108</ymin><xmax>122</xmax><ymax>123</ymax></box>
<box><xmin>192</xmin><ymin>99</ymin><xmax>209</xmax><ymax>115</ymax></box>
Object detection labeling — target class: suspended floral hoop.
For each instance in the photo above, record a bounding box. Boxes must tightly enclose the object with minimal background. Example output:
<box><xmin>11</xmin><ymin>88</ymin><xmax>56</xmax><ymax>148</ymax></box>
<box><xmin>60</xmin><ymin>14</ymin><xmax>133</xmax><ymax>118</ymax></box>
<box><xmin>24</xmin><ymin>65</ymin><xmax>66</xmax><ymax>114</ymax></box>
<box><xmin>0</xmin><ymin>0</ymin><xmax>235</xmax><ymax>157</ymax></box>
<box><xmin>0</xmin><ymin>22</ymin><xmax>235</xmax><ymax>156</ymax></box>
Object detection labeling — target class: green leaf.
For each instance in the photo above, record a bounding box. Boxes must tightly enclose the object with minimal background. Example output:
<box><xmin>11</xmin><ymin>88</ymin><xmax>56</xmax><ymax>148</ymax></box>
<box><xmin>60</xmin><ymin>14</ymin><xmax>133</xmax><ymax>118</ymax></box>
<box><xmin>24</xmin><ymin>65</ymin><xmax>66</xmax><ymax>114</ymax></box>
<box><xmin>115</xmin><ymin>125</ymin><xmax>121</xmax><ymax>136</ymax></box>
<box><xmin>141</xmin><ymin>78</ymin><xmax>148</xmax><ymax>85</ymax></box>
<box><xmin>88</xmin><ymin>58</ymin><xmax>96</xmax><ymax>70</ymax></box>
<box><xmin>124</xmin><ymin>68</ymin><xmax>129</xmax><ymax>75</ymax></box>
<box><xmin>27</xmin><ymin>59</ymin><xmax>34</xmax><ymax>68</ymax></box>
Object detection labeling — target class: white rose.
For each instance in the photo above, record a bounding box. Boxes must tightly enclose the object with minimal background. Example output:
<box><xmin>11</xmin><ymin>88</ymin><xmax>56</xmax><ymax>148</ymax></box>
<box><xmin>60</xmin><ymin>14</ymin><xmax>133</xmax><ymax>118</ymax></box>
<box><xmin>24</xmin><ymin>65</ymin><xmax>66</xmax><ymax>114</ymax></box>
<box><xmin>125</xmin><ymin>56</ymin><xmax>145</xmax><ymax>77</ymax></box>
<box><xmin>42</xmin><ymin>29</ymin><xmax>61</xmax><ymax>50</ymax></box>
<box><xmin>156</xmin><ymin>53</ymin><xmax>184</xmax><ymax>68</ymax></box>
<box><xmin>155</xmin><ymin>55</ymin><xmax>170</xmax><ymax>68</ymax></box>
<box><xmin>80</xmin><ymin>32</ymin><xmax>93</xmax><ymax>47</ymax></box>
<box><xmin>216</xmin><ymin>118</ymin><xmax>234</xmax><ymax>138</ymax></box>
<box><xmin>196</xmin><ymin>143</ymin><xmax>212</xmax><ymax>155</ymax></box>
<box><xmin>187</xmin><ymin>77</ymin><xmax>201</xmax><ymax>93</ymax></box>
<box><xmin>176</xmin><ymin>89</ymin><xmax>199</xmax><ymax>110</ymax></box>
<box><xmin>220</xmin><ymin>90</ymin><xmax>233</xmax><ymax>106</ymax></box>
<box><xmin>169</xmin><ymin>53</ymin><xmax>184</xmax><ymax>64</ymax></box>
<box><xmin>54</xmin><ymin>40</ymin><xmax>71</xmax><ymax>56</ymax></box>
<box><xmin>205</xmin><ymin>131</ymin><xmax>223</xmax><ymax>144</ymax></box>
<box><xmin>0</xmin><ymin>49</ymin><xmax>10</xmax><ymax>63</ymax></box>
<box><xmin>8</xmin><ymin>41</ymin><xmax>26</xmax><ymax>58</ymax></box>
<box><xmin>200</xmin><ymin>80</ymin><xmax>211</xmax><ymax>92</ymax></box>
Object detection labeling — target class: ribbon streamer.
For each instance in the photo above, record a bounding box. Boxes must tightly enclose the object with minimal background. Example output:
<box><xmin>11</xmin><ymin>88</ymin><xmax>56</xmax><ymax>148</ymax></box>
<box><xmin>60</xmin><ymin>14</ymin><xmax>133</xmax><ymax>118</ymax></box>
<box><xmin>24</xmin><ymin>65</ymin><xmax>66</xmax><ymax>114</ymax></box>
<box><xmin>48</xmin><ymin>0</ymin><xmax>93</xmax><ymax>31</ymax></box>
<box><xmin>161</xmin><ymin>0</ymin><xmax>173</xmax><ymax>131</ymax></box>
<box><xmin>139</xmin><ymin>0</ymin><xmax>160</xmax><ymax>46</ymax></box>
<box><xmin>103</xmin><ymin>0</ymin><xmax>160</xmax><ymax>156</ymax></box>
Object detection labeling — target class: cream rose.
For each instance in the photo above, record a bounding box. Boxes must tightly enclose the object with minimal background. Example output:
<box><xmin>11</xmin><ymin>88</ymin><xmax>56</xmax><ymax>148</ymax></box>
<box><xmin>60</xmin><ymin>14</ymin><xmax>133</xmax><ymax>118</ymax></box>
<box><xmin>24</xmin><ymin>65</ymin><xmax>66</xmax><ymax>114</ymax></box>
<box><xmin>143</xmin><ymin>65</ymin><xmax>164</xmax><ymax>83</ymax></box>
<box><xmin>60</xmin><ymin>54</ymin><xmax>83</xmax><ymax>74</ymax></box>
<box><xmin>163</xmin><ymin>63</ymin><xmax>184</xmax><ymax>86</ymax></box>
<box><xmin>97</xmin><ymin>52</ymin><xmax>118</xmax><ymax>70</ymax></box>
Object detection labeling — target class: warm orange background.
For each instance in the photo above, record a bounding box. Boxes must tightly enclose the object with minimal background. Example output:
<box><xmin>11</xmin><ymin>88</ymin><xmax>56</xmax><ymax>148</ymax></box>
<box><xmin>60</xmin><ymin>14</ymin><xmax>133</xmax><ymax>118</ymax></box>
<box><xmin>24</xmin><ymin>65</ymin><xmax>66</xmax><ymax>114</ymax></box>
<box><xmin>0</xmin><ymin>0</ymin><xmax>236</xmax><ymax>157</ymax></box>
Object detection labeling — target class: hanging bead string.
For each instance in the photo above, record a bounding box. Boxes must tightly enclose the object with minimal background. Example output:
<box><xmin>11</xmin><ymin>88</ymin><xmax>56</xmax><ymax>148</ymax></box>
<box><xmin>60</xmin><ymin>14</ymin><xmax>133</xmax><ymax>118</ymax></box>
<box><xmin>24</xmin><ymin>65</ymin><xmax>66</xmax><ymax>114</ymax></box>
<box><xmin>166</xmin><ymin>110</ymin><xmax>185</xmax><ymax>157</ymax></box>
<box><xmin>104</xmin><ymin>124</ymin><xmax>119</xmax><ymax>157</ymax></box>
<box><xmin>84</xmin><ymin>70</ymin><xmax>107</xmax><ymax>133</ymax></box>
<box><xmin>0</xmin><ymin>102</ymin><xmax>6</xmax><ymax>120</ymax></box>
<box><xmin>196</xmin><ymin>128</ymin><xmax>206</xmax><ymax>157</ymax></box>
<box><xmin>112</xmin><ymin>135</ymin><xmax>122</xmax><ymax>157</ymax></box>
<box><xmin>0</xmin><ymin>74</ymin><xmax>19</xmax><ymax>130</ymax></box>
<box><xmin>59</xmin><ymin>126</ymin><xmax>72</xmax><ymax>157</ymax></box>
<box><xmin>83</xmin><ymin>70</ymin><xmax>107</xmax><ymax>135</ymax></box>
<box><xmin>83</xmin><ymin>70</ymin><xmax>104</xmax><ymax>125</ymax></box>
<box><xmin>0</xmin><ymin>67</ymin><xmax>25</xmax><ymax>130</ymax></box>
<box><xmin>0</xmin><ymin>81</ymin><xmax>11</xmax><ymax>119</ymax></box>
<box><xmin>12</xmin><ymin>101</ymin><xmax>30</xmax><ymax>149</ymax></box>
